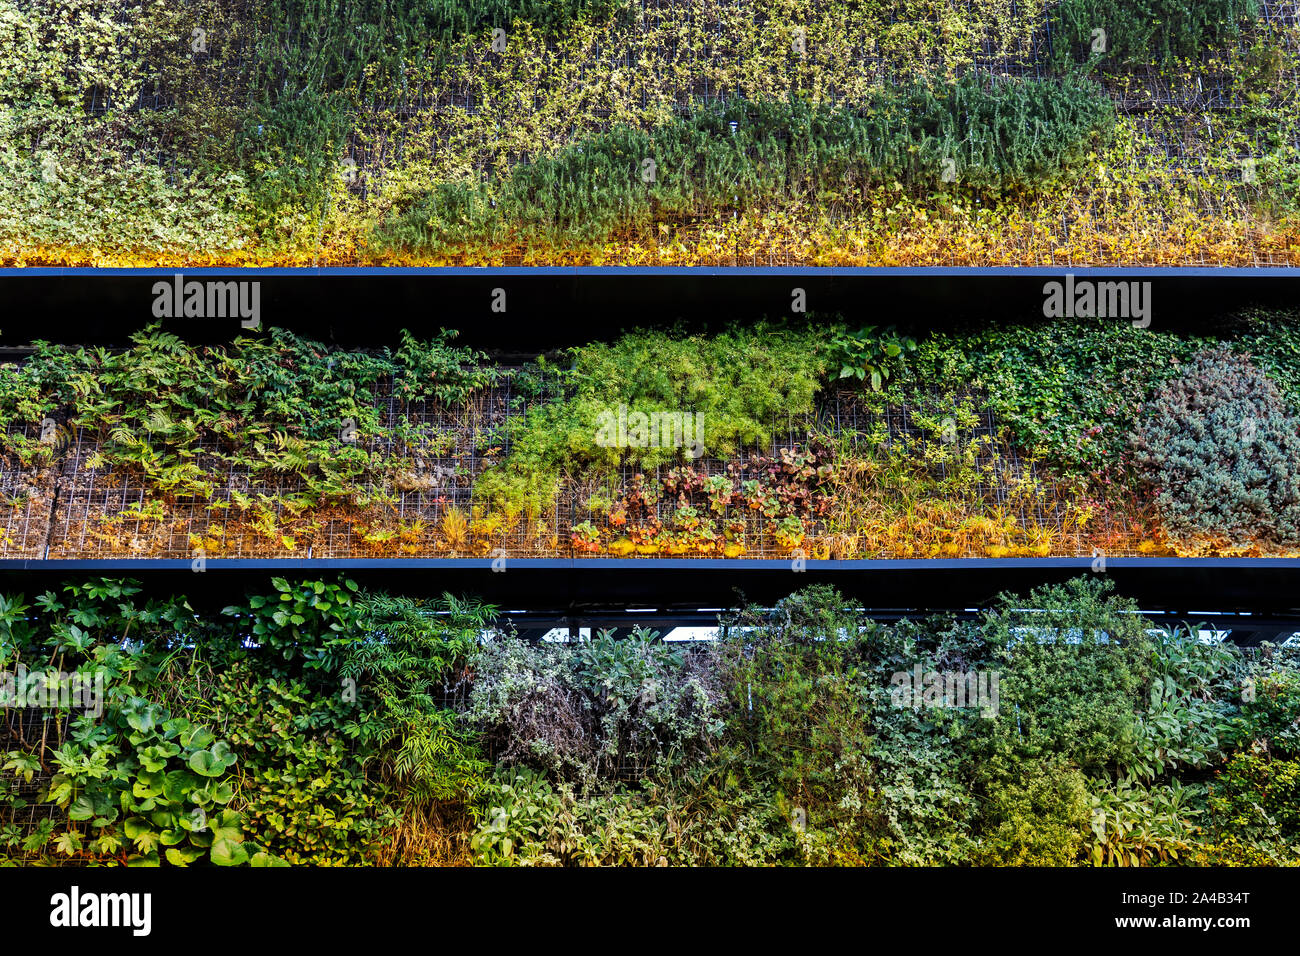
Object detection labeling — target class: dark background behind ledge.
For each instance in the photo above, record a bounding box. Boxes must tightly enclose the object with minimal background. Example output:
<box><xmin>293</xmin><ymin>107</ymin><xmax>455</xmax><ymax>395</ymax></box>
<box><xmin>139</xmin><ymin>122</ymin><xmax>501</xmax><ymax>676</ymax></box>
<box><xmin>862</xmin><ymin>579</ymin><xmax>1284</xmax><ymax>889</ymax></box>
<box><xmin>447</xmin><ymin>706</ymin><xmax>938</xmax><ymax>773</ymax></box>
<box><xmin>1</xmin><ymin>558</ymin><xmax>1298</xmax><ymax>622</ymax></box>
<box><xmin>4</xmin><ymin>268</ymin><xmax>1300</xmax><ymax>621</ymax></box>
<box><xmin>2</xmin><ymin>267</ymin><xmax>1298</xmax><ymax>352</ymax></box>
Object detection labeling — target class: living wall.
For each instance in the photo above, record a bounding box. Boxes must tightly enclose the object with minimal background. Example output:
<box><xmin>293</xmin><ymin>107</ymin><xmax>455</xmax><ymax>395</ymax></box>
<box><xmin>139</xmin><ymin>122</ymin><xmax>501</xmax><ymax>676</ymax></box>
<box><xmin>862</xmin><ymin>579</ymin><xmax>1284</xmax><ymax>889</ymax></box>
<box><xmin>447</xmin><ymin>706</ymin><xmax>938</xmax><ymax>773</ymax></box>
<box><xmin>1048</xmin><ymin>0</ymin><xmax>1260</xmax><ymax>70</ymax></box>
<box><xmin>5</xmin><ymin>311</ymin><xmax>1300</xmax><ymax>559</ymax></box>
<box><xmin>3</xmin><ymin>0</ymin><xmax>1297</xmax><ymax>265</ymax></box>
<box><xmin>3</xmin><ymin>575</ymin><xmax>1297</xmax><ymax>866</ymax></box>
<box><xmin>374</xmin><ymin>75</ymin><xmax>1115</xmax><ymax>250</ymax></box>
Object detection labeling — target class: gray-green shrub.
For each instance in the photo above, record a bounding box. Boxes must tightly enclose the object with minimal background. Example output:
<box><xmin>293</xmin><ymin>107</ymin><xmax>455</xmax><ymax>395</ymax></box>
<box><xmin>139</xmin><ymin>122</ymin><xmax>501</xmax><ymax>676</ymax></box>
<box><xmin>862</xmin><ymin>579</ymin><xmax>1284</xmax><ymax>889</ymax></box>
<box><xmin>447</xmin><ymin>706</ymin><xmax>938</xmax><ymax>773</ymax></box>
<box><xmin>1132</xmin><ymin>348</ymin><xmax>1300</xmax><ymax>545</ymax></box>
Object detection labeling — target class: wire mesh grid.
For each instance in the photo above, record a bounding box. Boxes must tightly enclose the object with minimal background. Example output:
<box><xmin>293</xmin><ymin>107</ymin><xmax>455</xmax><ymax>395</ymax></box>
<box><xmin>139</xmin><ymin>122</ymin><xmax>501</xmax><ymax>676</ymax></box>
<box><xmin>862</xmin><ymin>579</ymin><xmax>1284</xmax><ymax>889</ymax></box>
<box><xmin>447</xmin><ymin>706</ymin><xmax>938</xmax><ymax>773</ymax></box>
<box><xmin>5</xmin><ymin>372</ymin><xmax>1164</xmax><ymax>561</ymax></box>
<box><xmin>0</xmin><ymin>708</ymin><xmax>76</xmax><ymax>864</ymax></box>
<box><xmin>46</xmin><ymin>1</ymin><xmax>1300</xmax><ymax>265</ymax></box>
<box><xmin>311</xmin><ymin>374</ymin><xmax>557</xmax><ymax>558</ymax></box>
<box><xmin>36</xmin><ymin>368</ymin><xmax>564</xmax><ymax>559</ymax></box>
<box><xmin>561</xmin><ymin>386</ymin><xmax>1151</xmax><ymax>560</ymax></box>
<box><xmin>0</xmin><ymin>424</ymin><xmax>59</xmax><ymax>560</ymax></box>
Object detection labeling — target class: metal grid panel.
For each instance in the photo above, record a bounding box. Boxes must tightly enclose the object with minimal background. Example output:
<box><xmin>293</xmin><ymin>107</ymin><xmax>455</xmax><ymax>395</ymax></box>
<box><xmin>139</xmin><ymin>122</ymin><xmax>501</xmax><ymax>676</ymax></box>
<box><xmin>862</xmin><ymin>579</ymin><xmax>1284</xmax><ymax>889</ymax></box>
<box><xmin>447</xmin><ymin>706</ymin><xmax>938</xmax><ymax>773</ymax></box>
<box><xmin>73</xmin><ymin>3</ymin><xmax>1300</xmax><ymax>209</ymax></box>
<box><xmin>32</xmin><ymin>1</ymin><xmax>1300</xmax><ymax>264</ymax></box>
<box><xmin>5</xmin><ymin>373</ymin><xmax>1161</xmax><ymax>561</ymax></box>
<box><xmin>0</xmin><ymin>424</ymin><xmax>58</xmax><ymax>560</ymax></box>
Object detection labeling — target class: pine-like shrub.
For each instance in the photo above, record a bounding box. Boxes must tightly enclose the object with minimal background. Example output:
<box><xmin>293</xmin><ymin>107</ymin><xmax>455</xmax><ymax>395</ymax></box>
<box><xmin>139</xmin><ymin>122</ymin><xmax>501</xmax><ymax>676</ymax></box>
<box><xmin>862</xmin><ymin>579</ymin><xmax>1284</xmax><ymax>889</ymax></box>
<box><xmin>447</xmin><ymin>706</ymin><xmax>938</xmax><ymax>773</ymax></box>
<box><xmin>235</xmin><ymin>0</ymin><xmax>624</xmax><ymax>215</ymax></box>
<box><xmin>377</xmin><ymin>75</ymin><xmax>1113</xmax><ymax>249</ymax></box>
<box><xmin>475</xmin><ymin>324</ymin><xmax>831</xmax><ymax>520</ymax></box>
<box><xmin>1048</xmin><ymin>0</ymin><xmax>1259</xmax><ymax>70</ymax></box>
<box><xmin>1132</xmin><ymin>348</ymin><xmax>1300</xmax><ymax>546</ymax></box>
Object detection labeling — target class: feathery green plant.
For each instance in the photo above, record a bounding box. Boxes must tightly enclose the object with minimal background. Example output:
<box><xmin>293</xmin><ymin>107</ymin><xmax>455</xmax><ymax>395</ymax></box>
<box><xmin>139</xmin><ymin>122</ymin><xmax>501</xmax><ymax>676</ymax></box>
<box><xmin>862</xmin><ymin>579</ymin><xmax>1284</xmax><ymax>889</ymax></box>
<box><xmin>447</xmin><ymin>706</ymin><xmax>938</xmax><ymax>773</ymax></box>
<box><xmin>377</xmin><ymin>75</ymin><xmax>1114</xmax><ymax>249</ymax></box>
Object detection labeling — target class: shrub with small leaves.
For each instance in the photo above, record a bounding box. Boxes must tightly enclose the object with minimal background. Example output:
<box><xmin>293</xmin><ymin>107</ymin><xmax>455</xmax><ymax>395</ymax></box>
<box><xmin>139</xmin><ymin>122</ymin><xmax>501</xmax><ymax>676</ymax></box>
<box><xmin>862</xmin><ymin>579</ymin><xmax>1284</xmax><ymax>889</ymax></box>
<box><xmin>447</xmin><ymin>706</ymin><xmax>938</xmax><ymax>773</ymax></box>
<box><xmin>1132</xmin><ymin>348</ymin><xmax>1300</xmax><ymax>548</ymax></box>
<box><xmin>465</xmin><ymin>627</ymin><xmax>727</xmax><ymax>785</ymax></box>
<box><xmin>1205</xmin><ymin>752</ymin><xmax>1300</xmax><ymax>862</ymax></box>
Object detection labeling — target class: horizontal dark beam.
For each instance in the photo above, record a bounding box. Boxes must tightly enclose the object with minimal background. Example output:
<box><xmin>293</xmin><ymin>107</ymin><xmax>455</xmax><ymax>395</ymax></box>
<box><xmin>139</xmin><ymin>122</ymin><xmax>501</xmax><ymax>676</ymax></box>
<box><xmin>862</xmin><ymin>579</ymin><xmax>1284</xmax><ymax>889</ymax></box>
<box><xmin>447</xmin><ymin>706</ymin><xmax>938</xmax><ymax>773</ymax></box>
<box><xmin>1</xmin><ymin>267</ymin><xmax>1297</xmax><ymax>349</ymax></box>
<box><xmin>1</xmin><ymin>557</ymin><xmax>1298</xmax><ymax>616</ymax></box>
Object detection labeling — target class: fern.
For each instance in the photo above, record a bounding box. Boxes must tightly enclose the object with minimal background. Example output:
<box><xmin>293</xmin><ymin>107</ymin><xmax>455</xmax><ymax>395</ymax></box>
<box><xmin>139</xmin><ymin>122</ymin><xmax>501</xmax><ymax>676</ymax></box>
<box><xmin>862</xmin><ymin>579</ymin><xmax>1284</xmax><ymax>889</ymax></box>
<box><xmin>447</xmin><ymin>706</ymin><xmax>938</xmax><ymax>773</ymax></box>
<box><xmin>333</xmin><ymin>592</ymin><xmax>493</xmax><ymax>804</ymax></box>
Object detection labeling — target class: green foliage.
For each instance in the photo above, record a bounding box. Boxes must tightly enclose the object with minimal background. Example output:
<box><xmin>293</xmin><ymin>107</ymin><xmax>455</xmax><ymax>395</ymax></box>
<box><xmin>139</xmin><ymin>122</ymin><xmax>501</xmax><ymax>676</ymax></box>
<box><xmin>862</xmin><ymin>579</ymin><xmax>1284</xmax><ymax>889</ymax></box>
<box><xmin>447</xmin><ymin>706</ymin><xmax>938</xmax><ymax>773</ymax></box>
<box><xmin>1205</xmin><ymin>752</ymin><xmax>1300</xmax><ymax>860</ymax></box>
<box><xmin>0</xmin><ymin>575</ymin><xmax>493</xmax><ymax>865</ymax></box>
<box><xmin>6</xmin><ymin>573</ymin><xmax>1300</xmax><ymax>867</ymax></box>
<box><xmin>715</xmin><ymin>586</ymin><xmax>988</xmax><ymax>865</ymax></box>
<box><xmin>199</xmin><ymin>660</ymin><xmax>397</xmax><ymax>865</ymax></box>
<box><xmin>901</xmin><ymin>318</ymin><xmax>1205</xmax><ymax>478</ymax></box>
<box><xmin>978</xmin><ymin>577</ymin><xmax>1154</xmax><ymax>774</ymax></box>
<box><xmin>1049</xmin><ymin>0</ymin><xmax>1260</xmax><ymax>71</ymax></box>
<box><xmin>0</xmin><ymin>579</ymin><xmax>267</xmax><ymax>865</ymax></box>
<box><xmin>379</xmin><ymin>77</ymin><xmax>1114</xmax><ymax>249</ymax></box>
<box><xmin>232</xmin><ymin>0</ymin><xmax>624</xmax><ymax>218</ymax></box>
<box><xmin>13</xmin><ymin>315</ymin><xmax>1300</xmax><ymax>557</ymax></box>
<box><xmin>222</xmin><ymin>577</ymin><xmax>362</xmax><ymax>667</ymax></box>
<box><xmin>478</xmin><ymin>324</ymin><xmax>831</xmax><ymax>519</ymax></box>
<box><xmin>1230</xmin><ymin>309</ymin><xmax>1300</xmax><ymax>412</ymax></box>
<box><xmin>4</xmin><ymin>0</ymin><xmax>1295</xmax><ymax>267</ymax></box>
<box><xmin>1133</xmin><ymin>348</ymin><xmax>1300</xmax><ymax>544</ymax></box>
<box><xmin>1086</xmin><ymin>776</ymin><xmax>1202</xmax><ymax>866</ymax></box>
<box><xmin>1229</xmin><ymin>648</ymin><xmax>1300</xmax><ymax>757</ymax></box>
<box><xmin>1125</xmin><ymin>626</ymin><xmax>1241</xmax><ymax>780</ymax></box>
<box><xmin>24</xmin><ymin>327</ymin><xmax>385</xmax><ymax>499</ymax></box>
<box><xmin>1</xmin><ymin>327</ymin><xmax>496</xmax><ymax>505</ymax></box>
<box><xmin>830</xmin><ymin>325</ymin><xmax>917</xmax><ymax>392</ymax></box>
<box><xmin>333</xmin><ymin>592</ymin><xmax>490</xmax><ymax>803</ymax></box>
<box><xmin>716</xmin><ymin>587</ymin><xmax>884</xmax><ymax>861</ymax></box>
<box><xmin>0</xmin><ymin>0</ymin><xmax>252</xmax><ymax>255</ymax></box>
<box><xmin>973</xmin><ymin>757</ymin><xmax>1091</xmax><ymax>866</ymax></box>
<box><xmin>392</xmin><ymin>329</ymin><xmax>501</xmax><ymax>405</ymax></box>
<box><xmin>0</xmin><ymin>341</ymin><xmax>71</xmax><ymax>466</ymax></box>
<box><xmin>471</xmin><ymin>767</ymin><xmax>677</xmax><ymax>866</ymax></box>
<box><xmin>884</xmin><ymin>314</ymin><xmax>1300</xmax><ymax>500</ymax></box>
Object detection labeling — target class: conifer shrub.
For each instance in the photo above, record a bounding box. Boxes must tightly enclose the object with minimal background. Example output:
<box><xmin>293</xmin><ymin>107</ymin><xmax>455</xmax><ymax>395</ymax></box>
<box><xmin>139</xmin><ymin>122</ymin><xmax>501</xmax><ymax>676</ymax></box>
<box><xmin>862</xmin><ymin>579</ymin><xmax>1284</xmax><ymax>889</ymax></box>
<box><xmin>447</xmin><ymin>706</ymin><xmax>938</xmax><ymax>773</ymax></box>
<box><xmin>978</xmin><ymin>576</ymin><xmax>1155</xmax><ymax>774</ymax></box>
<box><xmin>376</xmin><ymin>75</ymin><xmax>1114</xmax><ymax>249</ymax></box>
<box><xmin>475</xmin><ymin>324</ymin><xmax>831</xmax><ymax>520</ymax></box>
<box><xmin>1132</xmin><ymin>348</ymin><xmax>1300</xmax><ymax>546</ymax></box>
<box><xmin>1048</xmin><ymin>0</ymin><xmax>1259</xmax><ymax>71</ymax></box>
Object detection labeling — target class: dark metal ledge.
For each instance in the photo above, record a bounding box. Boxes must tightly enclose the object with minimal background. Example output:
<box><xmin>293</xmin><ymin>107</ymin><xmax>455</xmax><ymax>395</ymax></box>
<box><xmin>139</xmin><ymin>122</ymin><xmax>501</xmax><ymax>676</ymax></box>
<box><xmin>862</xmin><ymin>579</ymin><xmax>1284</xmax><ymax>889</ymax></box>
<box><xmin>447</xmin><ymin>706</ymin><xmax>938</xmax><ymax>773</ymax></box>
<box><xmin>1</xmin><ymin>557</ymin><xmax>1296</xmax><ymax>616</ymax></box>
<box><xmin>1</xmin><ymin>267</ymin><xmax>1297</xmax><ymax>349</ymax></box>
